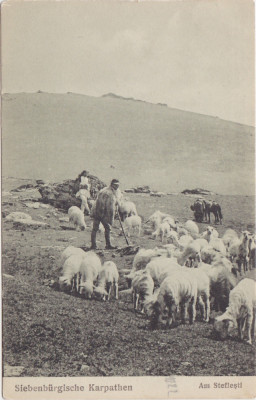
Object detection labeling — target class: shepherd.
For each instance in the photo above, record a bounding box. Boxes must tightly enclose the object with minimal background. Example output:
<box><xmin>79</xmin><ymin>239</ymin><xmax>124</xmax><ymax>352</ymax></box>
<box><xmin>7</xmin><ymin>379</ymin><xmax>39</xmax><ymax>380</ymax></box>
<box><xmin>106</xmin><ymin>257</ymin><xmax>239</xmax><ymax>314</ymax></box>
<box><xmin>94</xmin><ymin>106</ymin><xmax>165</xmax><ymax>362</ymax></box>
<box><xmin>90</xmin><ymin>179</ymin><xmax>123</xmax><ymax>250</ymax></box>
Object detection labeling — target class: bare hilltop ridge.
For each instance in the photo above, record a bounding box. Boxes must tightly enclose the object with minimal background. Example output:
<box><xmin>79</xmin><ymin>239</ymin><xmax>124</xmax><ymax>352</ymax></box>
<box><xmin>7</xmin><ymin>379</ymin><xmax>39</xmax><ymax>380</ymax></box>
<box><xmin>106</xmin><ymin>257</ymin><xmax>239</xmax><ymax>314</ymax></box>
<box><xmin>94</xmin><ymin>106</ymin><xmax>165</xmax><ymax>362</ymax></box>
<box><xmin>2</xmin><ymin>92</ymin><xmax>255</xmax><ymax>195</ymax></box>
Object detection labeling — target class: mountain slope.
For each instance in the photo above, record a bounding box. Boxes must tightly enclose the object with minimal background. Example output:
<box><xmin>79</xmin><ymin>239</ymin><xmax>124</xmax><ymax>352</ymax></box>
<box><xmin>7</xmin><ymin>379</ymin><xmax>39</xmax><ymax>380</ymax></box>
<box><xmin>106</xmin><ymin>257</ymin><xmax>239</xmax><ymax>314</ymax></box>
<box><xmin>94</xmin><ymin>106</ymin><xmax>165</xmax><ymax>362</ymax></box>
<box><xmin>2</xmin><ymin>92</ymin><xmax>255</xmax><ymax>194</ymax></box>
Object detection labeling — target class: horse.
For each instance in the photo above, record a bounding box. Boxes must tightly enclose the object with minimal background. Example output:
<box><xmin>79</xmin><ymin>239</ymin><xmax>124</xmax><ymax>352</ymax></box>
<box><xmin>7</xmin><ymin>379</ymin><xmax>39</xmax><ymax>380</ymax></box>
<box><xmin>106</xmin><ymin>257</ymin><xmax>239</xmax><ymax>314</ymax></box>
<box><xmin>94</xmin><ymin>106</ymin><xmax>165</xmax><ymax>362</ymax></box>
<box><xmin>204</xmin><ymin>200</ymin><xmax>223</xmax><ymax>224</ymax></box>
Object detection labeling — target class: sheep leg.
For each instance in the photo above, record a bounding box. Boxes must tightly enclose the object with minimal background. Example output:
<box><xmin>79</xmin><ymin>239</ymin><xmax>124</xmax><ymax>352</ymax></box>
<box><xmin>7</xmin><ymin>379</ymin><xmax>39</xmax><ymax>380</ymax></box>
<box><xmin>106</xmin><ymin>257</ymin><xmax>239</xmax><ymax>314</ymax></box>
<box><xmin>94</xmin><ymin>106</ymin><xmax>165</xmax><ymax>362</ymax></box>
<box><xmin>197</xmin><ymin>296</ymin><xmax>205</xmax><ymax>321</ymax></box>
<box><xmin>180</xmin><ymin>302</ymin><xmax>186</xmax><ymax>324</ymax></box>
<box><xmin>115</xmin><ymin>282</ymin><xmax>119</xmax><ymax>300</ymax></box>
<box><xmin>134</xmin><ymin>292</ymin><xmax>139</xmax><ymax>311</ymax></box>
<box><xmin>188</xmin><ymin>298</ymin><xmax>196</xmax><ymax>324</ymax></box>
<box><xmin>246</xmin><ymin>314</ymin><xmax>253</xmax><ymax>344</ymax></box>
<box><xmin>205</xmin><ymin>296</ymin><xmax>210</xmax><ymax>323</ymax></box>
<box><xmin>108</xmin><ymin>285</ymin><xmax>112</xmax><ymax>301</ymax></box>
<box><xmin>166</xmin><ymin>308</ymin><xmax>173</xmax><ymax>328</ymax></box>
<box><xmin>237</xmin><ymin>318</ymin><xmax>243</xmax><ymax>340</ymax></box>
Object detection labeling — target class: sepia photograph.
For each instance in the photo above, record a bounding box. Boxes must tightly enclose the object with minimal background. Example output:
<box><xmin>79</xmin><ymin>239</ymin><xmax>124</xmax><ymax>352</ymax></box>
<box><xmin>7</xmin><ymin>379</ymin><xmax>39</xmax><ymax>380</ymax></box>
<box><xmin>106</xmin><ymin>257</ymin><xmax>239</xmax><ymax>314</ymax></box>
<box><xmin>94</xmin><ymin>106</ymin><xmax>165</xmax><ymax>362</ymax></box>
<box><xmin>1</xmin><ymin>0</ymin><xmax>255</xmax><ymax>398</ymax></box>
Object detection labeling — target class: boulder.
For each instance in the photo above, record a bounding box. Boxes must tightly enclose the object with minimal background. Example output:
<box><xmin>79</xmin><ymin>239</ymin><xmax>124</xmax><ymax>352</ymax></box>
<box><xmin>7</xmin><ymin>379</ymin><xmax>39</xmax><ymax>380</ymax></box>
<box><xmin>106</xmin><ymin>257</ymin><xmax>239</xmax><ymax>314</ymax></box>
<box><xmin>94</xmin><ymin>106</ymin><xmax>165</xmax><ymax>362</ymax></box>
<box><xmin>181</xmin><ymin>188</ymin><xmax>214</xmax><ymax>196</ymax></box>
<box><xmin>134</xmin><ymin>185</ymin><xmax>151</xmax><ymax>194</ymax></box>
<box><xmin>38</xmin><ymin>172</ymin><xmax>106</xmax><ymax>211</ymax></box>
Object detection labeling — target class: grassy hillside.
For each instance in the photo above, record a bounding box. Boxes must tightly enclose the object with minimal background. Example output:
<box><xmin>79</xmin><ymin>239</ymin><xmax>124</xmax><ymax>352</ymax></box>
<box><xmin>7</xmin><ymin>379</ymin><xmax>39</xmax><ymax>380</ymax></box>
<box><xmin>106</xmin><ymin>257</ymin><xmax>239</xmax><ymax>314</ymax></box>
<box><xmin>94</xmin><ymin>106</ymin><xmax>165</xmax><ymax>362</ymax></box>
<box><xmin>2</xmin><ymin>92</ymin><xmax>255</xmax><ymax>194</ymax></box>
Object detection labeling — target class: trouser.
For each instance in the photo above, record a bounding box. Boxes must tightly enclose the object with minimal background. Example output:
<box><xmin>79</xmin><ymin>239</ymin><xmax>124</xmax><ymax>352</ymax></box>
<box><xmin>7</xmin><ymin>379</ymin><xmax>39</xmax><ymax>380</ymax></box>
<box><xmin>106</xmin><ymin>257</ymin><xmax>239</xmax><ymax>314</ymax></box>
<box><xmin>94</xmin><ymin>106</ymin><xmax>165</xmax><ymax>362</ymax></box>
<box><xmin>91</xmin><ymin>218</ymin><xmax>112</xmax><ymax>248</ymax></box>
<box><xmin>80</xmin><ymin>196</ymin><xmax>90</xmax><ymax>215</ymax></box>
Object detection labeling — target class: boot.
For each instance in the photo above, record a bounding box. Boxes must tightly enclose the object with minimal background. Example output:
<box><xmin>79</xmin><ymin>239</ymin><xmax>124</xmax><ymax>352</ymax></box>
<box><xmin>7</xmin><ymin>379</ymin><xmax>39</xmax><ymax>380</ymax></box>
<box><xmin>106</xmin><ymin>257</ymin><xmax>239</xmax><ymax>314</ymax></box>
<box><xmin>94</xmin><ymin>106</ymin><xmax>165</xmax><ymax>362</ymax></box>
<box><xmin>105</xmin><ymin>230</ymin><xmax>117</xmax><ymax>250</ymax></box>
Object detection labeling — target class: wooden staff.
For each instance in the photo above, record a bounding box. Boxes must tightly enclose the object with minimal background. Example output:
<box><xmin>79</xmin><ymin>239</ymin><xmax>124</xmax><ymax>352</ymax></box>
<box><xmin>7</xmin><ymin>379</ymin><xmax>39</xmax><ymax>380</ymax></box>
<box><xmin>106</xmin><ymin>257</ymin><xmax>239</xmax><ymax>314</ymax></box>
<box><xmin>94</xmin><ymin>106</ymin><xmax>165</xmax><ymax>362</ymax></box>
<box><xmin>117</xmin><ymin>210</ymin><xmax>130</xmax><ymax>246</ymax></box>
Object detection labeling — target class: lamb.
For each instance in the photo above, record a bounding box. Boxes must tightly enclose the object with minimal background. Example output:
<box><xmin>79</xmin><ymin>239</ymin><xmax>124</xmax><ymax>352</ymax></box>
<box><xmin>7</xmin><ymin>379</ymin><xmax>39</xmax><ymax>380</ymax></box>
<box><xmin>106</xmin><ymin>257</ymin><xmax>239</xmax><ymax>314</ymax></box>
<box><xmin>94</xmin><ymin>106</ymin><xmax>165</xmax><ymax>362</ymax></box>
<box><xmin>152</xmin><ymin>221</ymin><xmax>171</xmax><ymax>243</ymax></box>
<box><xmin>131</xmin><ymin>270</ymin><xmax>154</xmax><ymax>312</ymax></box>
<box><xmin>79</xmin><ymin>252</ymin><xmax>102</xmax><ymax>298</ymax></box>
<box><xmin>59</xmin><ymin>253</ymin><xmax>84</xmax><ymax>292</ymax></box>
<box><xmin>94</xmin><ymin>261</ymin><xmax>119</xmax><ymax>301</ymax></box>
<box><xmin>213</xmin><ymin>278</ymin><xmax>256</xmax><ymax>344</ymax></box>
<box><xmin>123</xmin><ymin>215</ymin><xmax>142</xmax><ymax>237</ymax></box>
<box><xmin>118</xmin><ymin>200</ymin><xmax>138</xmax><ymax>221</ymax></box>
<box><xmin>150</xmin><ymin>271</ymin><xmax>198</xmax><ymax>328</ymax></box>
<box><xmin>68</xmin><ymin>206</ymin><xmax>86</xmax><ymax>231</ymax></box>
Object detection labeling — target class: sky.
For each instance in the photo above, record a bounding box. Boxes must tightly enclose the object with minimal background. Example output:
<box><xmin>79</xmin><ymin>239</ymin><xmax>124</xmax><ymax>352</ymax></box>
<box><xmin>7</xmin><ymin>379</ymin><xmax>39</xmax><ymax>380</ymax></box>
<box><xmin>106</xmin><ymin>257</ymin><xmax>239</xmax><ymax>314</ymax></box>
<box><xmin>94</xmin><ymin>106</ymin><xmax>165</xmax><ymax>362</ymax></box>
<box><xmin>1</xmin><ymin>0</ymin><xmax>255</xmax><ymax>126</ymax></box>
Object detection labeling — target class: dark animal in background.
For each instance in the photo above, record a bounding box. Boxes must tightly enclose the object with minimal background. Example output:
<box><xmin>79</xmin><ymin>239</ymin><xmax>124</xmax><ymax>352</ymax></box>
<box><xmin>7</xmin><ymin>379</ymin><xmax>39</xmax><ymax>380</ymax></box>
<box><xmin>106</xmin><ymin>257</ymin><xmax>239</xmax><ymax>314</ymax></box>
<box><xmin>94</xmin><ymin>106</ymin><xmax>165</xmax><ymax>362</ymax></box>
<box><xmin>203</xmin><ymin>200</ymin><xmax>223</xmax><ymax>224</ymax></box>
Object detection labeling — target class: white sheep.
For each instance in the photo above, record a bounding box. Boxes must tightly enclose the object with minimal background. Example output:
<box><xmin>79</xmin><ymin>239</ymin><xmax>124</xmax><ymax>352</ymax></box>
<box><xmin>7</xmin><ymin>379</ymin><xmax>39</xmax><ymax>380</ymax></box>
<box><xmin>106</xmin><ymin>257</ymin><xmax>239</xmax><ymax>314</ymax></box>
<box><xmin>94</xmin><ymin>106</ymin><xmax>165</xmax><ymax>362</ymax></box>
<box><xmin>185</xmin><ymin>268</ymin><xmax>211</xmax><ymax>322</ymax></box>
<box><xmin>177</xmin><ymin>226</ymin><xmax>189</xmax><ymax>237</ymax></box>
<box><xmin>214</xmin><ymin>278</ymin><xmax>256</xmax><ymax>344</ymax></box>
<box><xmin>68</xmin><ymin>206</ymin><xmax>86</xmax><ymax>231</ymax></box>
<box><xmin>184</xmin><ymin>220</ymin><xmax>199</xmax><ymax>237</ymax></box>
<box><xmin>162</xmin><ymin>216</ymin><xmax>177</xmax><ymax>230</ymax></box>
<box><xmin>79</xmin><ymin>252</ymin><xmax>102</xmax><ymax>298</ymax></box>
<box><xmin>60</xmin><ymin>246</ymin><xmax>86</xmax><ymax>267</ymax></box>
<box><xmin>176</xmin><ymin>234</ymin><xmax>194</xmax><ymax>250</ymax></box>
<box><xmin>152</xmin><ymin>221</ymin><xmax>171</xmax><ymax>243</ymax></box>
<box><xmin>145</xmin><ymin>210</ymin><xmax>171</xmax><ymax>230</ymax></box>
<box><xmin>174</xmin><ymin>240</ymin><xmax>203</xmax><ymax>267</ymax></box>
<box><xmin>59</xmin><ymin>253</ymin><xmax>84</xmax><ymax>292</ymax></box>
<box><xmin>146</xmin><ymin>260</ymin><xmax>210</xmax><ymax>322</ymax></box>
<box><xmin>208</xmin><ymin>237</ymin><xmax>226</xmax><ymax>256</ymax></box>
<box><xmin>166</xmin><ymin>230</ymin><xmax>180</xmax><ymax>247</ymax></box>
<box><xmin>119</xmin><ymin>200</ymin><xmax>138</xmax><ymax>221</ymax></box>
<box><xmin>201</xmin><ymin>226</ymin><xmax>219</xmax><ymax>242</ymax></box>
<box><xmin>145</xmin><ymin>257</ymin><xmax>181</xmax><ymax>286</ymax></box>
<box><xmin>123</xmin><ymin>215</ymin><xmax>142</xmax><ymax>237</ymax></box>
<box><xmin>150</xmin><ymin>271</ymin><xmax>198</xmax><ymax>328</ymax></box>
<box><xmin>237</xmin><ymin>231</ymin><xmax>252</xmax><ymax>273</ymax></box>
<box><xmin>131</xmin><ymin>247</ymin><xmax>169</xmax><ymax>273</ymax></box>
<box><xmin>94</xmin><ymin>261</ymin><xmax>119</xmax><ymax>301</ymax></box>
<box><xmin>198</xmin><ymin>262</ymin><xmax>237</xmax><ymax>312</ymax></box>
<box><xmin>222</xmin><ymin>228</ymin><xmax>239</xmax><ymax>248</ymax></box>
<box><xmin>131</xmin><ymin>270</ymin><xmax>154</xmax><ymax>312</ymax></box>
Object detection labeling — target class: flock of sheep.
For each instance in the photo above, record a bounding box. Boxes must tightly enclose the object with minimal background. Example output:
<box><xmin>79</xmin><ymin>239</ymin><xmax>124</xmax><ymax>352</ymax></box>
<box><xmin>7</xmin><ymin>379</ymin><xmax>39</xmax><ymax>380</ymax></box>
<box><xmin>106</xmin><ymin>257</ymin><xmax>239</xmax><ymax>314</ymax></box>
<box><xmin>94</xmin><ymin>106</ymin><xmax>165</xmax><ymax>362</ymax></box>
<box><xmin>61</xmin><ymin>202</ymin><xmax>256</xmax><ymax>346</ymax></box>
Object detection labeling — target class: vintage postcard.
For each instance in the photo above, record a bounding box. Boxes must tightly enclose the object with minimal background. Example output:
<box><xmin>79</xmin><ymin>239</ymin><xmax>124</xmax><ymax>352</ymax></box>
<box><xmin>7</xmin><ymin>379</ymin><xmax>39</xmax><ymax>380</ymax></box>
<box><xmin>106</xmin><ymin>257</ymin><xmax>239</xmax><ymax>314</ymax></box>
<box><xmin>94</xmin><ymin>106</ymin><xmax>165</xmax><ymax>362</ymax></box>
<box><xmin>1</xmin><ymin>0</ymin><xmax>255</xmax><ymax>399</ymax></box>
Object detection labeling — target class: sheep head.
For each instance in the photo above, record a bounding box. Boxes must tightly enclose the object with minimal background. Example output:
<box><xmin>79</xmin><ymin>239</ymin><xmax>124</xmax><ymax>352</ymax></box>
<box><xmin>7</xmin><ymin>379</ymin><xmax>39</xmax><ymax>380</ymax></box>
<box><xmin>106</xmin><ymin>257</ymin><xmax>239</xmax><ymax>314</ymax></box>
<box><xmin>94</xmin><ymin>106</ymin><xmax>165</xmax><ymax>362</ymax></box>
<box><xmin>93</xmin><ymin>286</ymin><xmax>109</xmax><ymax>301</ymax></box>
<box><xmin>213</xmin><ymin>313</ymin><xmax>235</xmax><ymax>340</ymax></box>
<box><xmin>59</xmin><ymin>277</ymin><xmax>72</xmax><ymax>292</ymax></box>
<box><xmin>79</xmin><ymin>282</ymin><xmax>94</xmax><ymax>298</ymax></box>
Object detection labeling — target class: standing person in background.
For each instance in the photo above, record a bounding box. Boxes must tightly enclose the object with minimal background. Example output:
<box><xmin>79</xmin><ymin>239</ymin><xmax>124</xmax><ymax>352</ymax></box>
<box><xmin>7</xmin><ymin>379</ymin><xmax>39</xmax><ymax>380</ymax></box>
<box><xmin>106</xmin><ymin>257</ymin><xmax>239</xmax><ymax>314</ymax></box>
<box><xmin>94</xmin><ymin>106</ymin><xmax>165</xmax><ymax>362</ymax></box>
<box><xmin>78</xmin><ymin>170</ymin><xmax>90</xmax><ymax>190</ymax></box>
<box><xmin>90</xmin><ymin>179</ymin><xmax>122</xmax><ymax>250</ymax></box>
<box><xmin>75</xmin><ymin>170</ymin><xmax>91</xmax><ymax>215</ymax></box>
